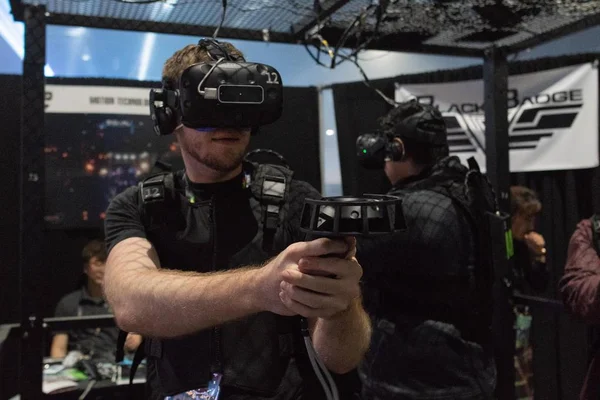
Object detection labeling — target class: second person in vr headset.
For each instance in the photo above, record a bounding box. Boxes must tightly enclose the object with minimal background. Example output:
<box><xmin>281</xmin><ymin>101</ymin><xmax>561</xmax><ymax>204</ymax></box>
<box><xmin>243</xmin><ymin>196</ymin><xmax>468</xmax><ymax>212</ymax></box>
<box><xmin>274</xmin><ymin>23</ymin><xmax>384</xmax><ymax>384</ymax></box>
<box><xmin>355</xmin><ymin>100</ymin><xmax>497</xmax><ymax>400</ymax></box>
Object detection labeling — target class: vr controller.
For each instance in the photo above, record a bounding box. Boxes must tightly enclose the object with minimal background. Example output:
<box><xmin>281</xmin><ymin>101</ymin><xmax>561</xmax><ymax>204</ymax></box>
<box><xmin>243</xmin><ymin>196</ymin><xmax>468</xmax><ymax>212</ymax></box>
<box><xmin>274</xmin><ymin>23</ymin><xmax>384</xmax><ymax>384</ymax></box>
<box><xmin>300</xmin><ymin>195</ymin><xmax>405</xmax><ymax>238</ymax></box>
<box><xmin>299</xmin><ymin>194</ymin><xmax>404</xmax><ymax>400</ymax></box>
<box><xmin>150</xmin><ymin>60</ymin><xmax>283</xmax><ymax>135</ymax></box>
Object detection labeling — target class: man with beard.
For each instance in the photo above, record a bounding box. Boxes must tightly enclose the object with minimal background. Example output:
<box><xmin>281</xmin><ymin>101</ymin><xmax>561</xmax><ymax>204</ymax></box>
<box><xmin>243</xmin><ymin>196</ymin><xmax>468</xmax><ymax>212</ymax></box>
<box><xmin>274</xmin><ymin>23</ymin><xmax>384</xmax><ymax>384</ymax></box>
<box><xmin>103</xmin><ymin>40</ymin><xmax>371</xmax><ymax>400</ymax></box>
<box><xmin>356</xmin><ymin>100</ymin><xmax>497</xmax><ymax>399</ymax></box>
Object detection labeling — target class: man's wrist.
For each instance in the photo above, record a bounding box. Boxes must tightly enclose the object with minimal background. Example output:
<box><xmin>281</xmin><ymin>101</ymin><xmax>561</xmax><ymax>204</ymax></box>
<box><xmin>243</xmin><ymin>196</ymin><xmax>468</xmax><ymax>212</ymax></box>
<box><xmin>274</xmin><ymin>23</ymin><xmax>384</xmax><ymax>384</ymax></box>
<box><xmin>244</xmin><ymin>266</ymin><xmax>267</xmax><ymax>314</ymax></box>
<box><xmin>322</xmin><ymin>297</ymin><xmax>362</xmax><ymax>321</ymax></box>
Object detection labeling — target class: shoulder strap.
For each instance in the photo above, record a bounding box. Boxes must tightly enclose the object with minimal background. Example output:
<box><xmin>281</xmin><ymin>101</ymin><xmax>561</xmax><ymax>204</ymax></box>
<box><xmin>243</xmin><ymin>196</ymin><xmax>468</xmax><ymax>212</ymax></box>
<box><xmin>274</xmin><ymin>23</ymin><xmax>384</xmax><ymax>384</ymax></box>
<box><xmin>116</xmin><ymin>330</ymin><xmax>128</xmax><ymax>364</ymax></box>
<box><xmin>138</xmin><ymin>172</ymin><xmax>179</xmax><ymax>229</ymax></box>
<box><xmin>115</xmin><ymin>332</ymin><xmax>147</xmax><ymax>387</ymax></box>
<box><xmin>129</xmin><ymin>342</ymin><xmax>147</xmax><ymax>385</ymax></box>
<box><xmin>248</xmin><ymin>162</ymin><xmax>294</xmax><ymax>253</ymax></box>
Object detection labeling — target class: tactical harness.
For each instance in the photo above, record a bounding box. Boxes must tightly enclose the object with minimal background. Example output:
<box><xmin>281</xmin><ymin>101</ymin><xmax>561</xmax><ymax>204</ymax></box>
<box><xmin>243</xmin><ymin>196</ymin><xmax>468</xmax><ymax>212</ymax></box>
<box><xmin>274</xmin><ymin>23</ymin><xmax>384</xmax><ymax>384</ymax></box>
<box><xmin>115</xmin><ymin>162</ymin><xmax>296</xmax><ymax>391</ymax></box>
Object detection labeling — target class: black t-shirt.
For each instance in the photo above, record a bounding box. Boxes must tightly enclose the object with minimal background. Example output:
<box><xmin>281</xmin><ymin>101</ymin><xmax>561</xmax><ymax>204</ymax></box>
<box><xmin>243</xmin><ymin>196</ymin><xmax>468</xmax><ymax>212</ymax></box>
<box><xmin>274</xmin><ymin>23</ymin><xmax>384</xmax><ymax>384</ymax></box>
<box><xmin>104</xmin><ymin>168</ymin><xmax>322</xmax><ymax>399</ymax></box>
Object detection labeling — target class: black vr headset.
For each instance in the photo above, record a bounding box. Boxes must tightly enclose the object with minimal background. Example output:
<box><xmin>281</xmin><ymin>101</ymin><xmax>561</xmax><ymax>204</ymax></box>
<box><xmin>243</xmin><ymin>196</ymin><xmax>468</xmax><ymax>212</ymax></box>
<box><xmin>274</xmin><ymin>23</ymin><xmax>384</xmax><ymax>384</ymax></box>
<box><xmin>356</xmin><ymin>101</ymin><xmax>447</xmax><ymax>169</ymax></box>
<box><xmin>356</xmin><ymin>132</ymin><xmax>402</xmax><ymax>170</ymax></box>
<box><xmin>150</xmin><ymin>39</ymin><xmax>284</xmax><ymax>136</ymax></box>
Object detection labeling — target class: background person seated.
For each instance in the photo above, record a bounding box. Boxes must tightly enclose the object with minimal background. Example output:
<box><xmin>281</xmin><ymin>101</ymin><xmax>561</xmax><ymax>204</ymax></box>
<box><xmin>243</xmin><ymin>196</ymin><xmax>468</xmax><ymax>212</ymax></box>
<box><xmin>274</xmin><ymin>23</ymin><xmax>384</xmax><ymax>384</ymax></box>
<box><xmin>50</xmin><ymin>239</ymin><xmax>141</xmax><ymax>363</ymax></box>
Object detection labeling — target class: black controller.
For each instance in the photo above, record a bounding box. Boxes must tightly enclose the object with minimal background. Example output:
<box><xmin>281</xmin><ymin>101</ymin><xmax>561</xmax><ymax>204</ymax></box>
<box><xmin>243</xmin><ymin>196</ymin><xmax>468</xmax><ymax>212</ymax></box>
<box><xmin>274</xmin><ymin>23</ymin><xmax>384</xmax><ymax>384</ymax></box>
<box><xmin>300</xmin><ymin>195</ymin><xmax>405</xmax><ymax>239</ymax></box>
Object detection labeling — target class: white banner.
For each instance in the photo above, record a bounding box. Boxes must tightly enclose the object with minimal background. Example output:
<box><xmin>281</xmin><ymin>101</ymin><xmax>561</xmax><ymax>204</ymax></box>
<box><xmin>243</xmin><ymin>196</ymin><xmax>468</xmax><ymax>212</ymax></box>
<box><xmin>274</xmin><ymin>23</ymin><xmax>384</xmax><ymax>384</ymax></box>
<box><xmin>45</xmin><ymin>84</ymin><xmax>151</xmax><ymax>115</ymax></box>
<box><xmin>395</xmin><ymin>63</ymin><xmax>599</xmax><ymax>172</ymax></box>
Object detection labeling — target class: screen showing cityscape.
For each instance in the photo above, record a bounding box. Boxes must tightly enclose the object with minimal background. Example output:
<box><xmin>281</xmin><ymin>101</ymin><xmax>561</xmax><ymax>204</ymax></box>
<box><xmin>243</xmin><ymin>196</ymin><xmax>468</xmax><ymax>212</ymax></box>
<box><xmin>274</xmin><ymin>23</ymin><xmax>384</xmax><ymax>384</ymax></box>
<box><xmin>44</xmin><ymin>114</ymin><xmax>183</xmax><ymax>228</ymax></box>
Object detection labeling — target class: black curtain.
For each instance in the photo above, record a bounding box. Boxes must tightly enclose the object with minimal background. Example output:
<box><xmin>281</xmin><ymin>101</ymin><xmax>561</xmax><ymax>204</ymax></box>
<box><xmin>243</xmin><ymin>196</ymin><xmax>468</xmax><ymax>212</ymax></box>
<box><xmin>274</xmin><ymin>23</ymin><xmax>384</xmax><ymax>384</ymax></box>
<box><xmin>332</xmin><ymin>53</ymin><xmax>600</xmax><ymax>400</ymax></box>
<box><xmin>248</xmin><ymin>86</ymin><xmax>321</xmax><ymax>190</ymax></box>
<box><xmin>332</xmin><ymin>78</ymin><xmax>395</xmax><ymax>196</ymax></box>
<box><xmin>0</xmin><ymin>75</ymin><xmax>21</xmax><ymax>325</ymax></box>
<box><xmin>0</xmin><ymin>74</ymin><xmax>22</xmax><ymax>400</ymax></box>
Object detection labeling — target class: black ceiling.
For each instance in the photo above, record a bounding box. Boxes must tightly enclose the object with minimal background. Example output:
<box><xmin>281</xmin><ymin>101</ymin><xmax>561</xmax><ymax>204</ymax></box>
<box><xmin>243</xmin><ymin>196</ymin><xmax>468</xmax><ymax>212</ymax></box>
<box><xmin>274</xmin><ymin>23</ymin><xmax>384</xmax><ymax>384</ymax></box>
<box><xmin>9</xmin><ymin>0</ymin><xmax>600</xmax><ymax>57</ymax></box>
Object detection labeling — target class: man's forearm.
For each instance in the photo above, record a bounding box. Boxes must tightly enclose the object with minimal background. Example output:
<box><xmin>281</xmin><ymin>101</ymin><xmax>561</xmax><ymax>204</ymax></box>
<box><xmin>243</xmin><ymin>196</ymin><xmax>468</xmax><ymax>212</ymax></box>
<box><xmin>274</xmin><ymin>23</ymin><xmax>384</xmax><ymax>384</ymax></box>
<box><xmin>310</xmin><ymin>298</ymin><xmax>372</xmax><ymax>374</ymax></box>
<box><xmin>105</xmin><ymin>239</ymin><xmax>264</xmax><ymax>338</ymax></box>
<box><xmin>108</xmin><ymin>267</ymin><xmax>264</xmax><ymax>337</ymax></box>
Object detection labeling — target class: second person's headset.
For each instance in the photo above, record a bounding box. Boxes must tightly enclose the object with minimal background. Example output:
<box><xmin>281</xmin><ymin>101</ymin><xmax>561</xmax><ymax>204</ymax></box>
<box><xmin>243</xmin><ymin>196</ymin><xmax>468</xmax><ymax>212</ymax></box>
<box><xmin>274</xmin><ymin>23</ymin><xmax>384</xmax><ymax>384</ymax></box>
<box><xmin>356</xmin><ymin>101</ymin><xmax>446</xmax><ymax>169</ymax></box>
<box><xmin>356</xmin><ymin>132</ymin><xmax>405</xmax><ymax>169</ymax></box>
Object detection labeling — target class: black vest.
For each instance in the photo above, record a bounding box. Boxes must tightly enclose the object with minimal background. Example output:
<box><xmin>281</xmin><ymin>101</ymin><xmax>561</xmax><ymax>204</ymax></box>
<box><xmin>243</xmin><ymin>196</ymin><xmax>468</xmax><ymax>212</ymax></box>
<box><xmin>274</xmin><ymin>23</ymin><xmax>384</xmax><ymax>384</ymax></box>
<box><xmin>137</xmin><ymin>163</ymin><xmax>316</xmax><ymax>398</ymax></box>
<box><xmin>364</xmin><ymin>156</ymin><xmax>497</xmax><ymax>348</ymax></box>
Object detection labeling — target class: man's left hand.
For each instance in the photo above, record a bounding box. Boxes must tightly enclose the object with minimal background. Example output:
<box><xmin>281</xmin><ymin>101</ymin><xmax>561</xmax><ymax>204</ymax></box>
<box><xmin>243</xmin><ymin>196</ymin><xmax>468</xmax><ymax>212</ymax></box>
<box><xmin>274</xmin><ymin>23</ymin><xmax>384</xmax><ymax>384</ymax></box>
<box><xmin>279</xmin><ymin>237</ymin><xmax>362</xmax><ymax>319</ymax></box>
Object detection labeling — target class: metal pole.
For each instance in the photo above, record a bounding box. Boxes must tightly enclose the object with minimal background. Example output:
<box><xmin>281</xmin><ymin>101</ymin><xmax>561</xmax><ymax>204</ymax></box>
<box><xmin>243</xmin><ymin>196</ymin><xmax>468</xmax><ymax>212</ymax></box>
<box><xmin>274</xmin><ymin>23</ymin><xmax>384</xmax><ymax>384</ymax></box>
<box><xmin>484</xmin><ymin>46</ymin><xmax>515</xmax><ymax>400</ymax></box>
<box><xmin>19</xmin><ymin>5</ymin><xmax>46</xmax><ymax>399</ymax></box>
<box><xmin>483</xmin><ymin>46</ymin><xmax>510</xmax><ymax>211</ymax></box>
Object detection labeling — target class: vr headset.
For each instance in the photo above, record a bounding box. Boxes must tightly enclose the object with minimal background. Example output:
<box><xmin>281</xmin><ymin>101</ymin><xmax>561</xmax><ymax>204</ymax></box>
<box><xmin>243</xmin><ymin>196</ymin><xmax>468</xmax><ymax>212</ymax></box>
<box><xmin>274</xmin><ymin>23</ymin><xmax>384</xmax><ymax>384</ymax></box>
<box><xmin>356</xmin><ymin>132</ymin><xmax>402</xmax><ymax>170</ymax></box>
<box><xmin>150</xmin><ymin>39</ymin><xmax>284</xmax><ymax>135</ymax></box>
<box><xmin>356</xmin><ymin>101</ymin><xmax>447</xmax><ymax>169</ymax></box>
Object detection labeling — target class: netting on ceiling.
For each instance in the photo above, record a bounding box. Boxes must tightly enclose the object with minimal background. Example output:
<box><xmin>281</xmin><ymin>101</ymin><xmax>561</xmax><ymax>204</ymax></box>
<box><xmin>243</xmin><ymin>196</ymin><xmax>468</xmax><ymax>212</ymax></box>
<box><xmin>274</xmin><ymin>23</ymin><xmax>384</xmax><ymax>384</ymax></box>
<box><xmin>329</xmin><ymin>0</ymin><xmax>600</xmax><ymax>49</ymax></box>
<box><xmin>18</xmin><ymin>0</ymin><xmax>340</xmax><ymax>33</ymax></box>
<box><xmin>13</xmin><ymin>0</ymin><xmax>600</xmax><ymax>53</ymax></box>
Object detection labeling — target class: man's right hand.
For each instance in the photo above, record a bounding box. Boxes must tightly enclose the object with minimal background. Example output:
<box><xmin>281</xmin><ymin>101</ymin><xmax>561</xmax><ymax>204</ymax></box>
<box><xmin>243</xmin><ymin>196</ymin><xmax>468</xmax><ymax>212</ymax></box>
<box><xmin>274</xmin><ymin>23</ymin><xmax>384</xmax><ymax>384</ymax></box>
<box><xmin>254</xmin><ymin>238</ymin><xmax>351</xmax><ymax>316</ymax></box>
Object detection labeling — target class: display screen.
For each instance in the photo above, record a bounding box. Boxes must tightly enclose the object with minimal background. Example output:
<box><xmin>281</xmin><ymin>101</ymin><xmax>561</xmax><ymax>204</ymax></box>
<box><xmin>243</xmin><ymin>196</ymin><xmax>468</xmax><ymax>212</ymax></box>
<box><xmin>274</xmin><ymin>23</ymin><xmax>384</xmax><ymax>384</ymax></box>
<box><xmin>45</xmin><ymin>114</ymin><xmax>183</xmax><ymax>228</ymax></box>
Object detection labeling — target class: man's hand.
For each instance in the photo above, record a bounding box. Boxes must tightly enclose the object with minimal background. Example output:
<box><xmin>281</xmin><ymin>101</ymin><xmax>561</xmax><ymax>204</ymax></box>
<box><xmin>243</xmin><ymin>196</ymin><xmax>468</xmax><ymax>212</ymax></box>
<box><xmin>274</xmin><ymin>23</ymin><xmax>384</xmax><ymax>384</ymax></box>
<box><xmin>524</xmin><ymin>231</ymin><xmax>546</xmax><ymax>259</ymax></box>
<box><xmin>279</xmin><ymin>237</ymin><xmax>362</xmax><ymax>319</ymax></box>
<box><xmin>254</xmin><ymin>237</ymin><xmax>356</xmax><ymax>317</ymax></box>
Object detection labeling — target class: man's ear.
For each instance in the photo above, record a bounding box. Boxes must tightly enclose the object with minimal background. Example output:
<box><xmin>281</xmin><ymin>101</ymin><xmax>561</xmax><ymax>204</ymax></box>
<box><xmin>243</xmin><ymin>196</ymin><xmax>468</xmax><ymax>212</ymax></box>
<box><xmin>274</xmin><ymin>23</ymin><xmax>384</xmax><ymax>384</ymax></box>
<box><xmin>390</xmin><ymin>137</ymin><xmax>405</xmax><ymax>161</ymax></box>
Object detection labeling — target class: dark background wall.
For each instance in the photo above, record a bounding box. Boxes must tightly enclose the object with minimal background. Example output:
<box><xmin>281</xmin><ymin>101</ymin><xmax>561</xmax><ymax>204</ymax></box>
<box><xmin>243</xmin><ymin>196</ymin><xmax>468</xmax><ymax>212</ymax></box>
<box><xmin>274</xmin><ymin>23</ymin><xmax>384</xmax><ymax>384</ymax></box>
<box><xmin>333</xmin><ymin>53</ymin><xmax>600</xmax><ymax>400</ymax></box>
<box><xmin>332</xmin><ymin>78</ymin><xmax>394</xmax><ymax>197</ymax></box>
